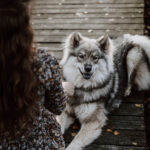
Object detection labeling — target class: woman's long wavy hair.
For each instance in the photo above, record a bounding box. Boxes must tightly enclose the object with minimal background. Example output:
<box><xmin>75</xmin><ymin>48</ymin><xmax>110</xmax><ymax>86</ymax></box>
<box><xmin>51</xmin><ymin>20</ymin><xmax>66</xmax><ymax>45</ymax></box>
<box><xmin>0</xmin><ymin>0</ymin><xmax>38</xmax><ymax>133</ymax></box>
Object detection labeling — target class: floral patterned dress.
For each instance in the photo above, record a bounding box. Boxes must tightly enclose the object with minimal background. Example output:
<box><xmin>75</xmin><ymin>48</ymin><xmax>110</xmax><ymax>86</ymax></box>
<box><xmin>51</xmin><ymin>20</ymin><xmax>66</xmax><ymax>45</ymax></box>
<box><xmin>0</xmin><ymin>48</ymin><xmax>67</xmax><ymax>150</ymax></box>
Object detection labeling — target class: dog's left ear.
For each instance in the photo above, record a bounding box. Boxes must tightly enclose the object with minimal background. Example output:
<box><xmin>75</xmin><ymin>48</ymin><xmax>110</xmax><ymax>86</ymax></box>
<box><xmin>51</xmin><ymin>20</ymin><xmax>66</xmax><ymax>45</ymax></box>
<box><xmin>97</xmin><ymin>35</ymin><xmax>110</xmax><ymax>52</ymax></box>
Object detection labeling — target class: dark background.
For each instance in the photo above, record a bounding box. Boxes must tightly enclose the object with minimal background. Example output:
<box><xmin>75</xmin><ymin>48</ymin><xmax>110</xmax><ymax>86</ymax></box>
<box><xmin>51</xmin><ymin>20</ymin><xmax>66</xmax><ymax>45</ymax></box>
<box><xmin>145</xmin><ymin>0</ymin><xmax>150</xmax><ymax>148</ymax></box>
<box><xmin>145</xmin><ymin>0</ymin><xmax>150</xmax><ymax>36</ymax></box>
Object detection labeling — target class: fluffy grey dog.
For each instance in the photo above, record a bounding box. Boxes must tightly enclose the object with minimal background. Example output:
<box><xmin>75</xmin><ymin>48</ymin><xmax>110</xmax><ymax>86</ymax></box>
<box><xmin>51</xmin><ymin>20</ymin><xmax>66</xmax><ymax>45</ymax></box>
<box><xmin>56</xmin><ymin>32</ymin><xmax>150</xmax><ymax>150</ymax></box>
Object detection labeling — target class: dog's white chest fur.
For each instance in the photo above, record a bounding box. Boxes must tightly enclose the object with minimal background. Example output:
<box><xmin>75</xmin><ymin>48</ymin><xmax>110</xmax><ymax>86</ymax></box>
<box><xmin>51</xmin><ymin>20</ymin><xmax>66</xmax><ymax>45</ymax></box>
<box><xmin>74</xmin><ymin>103</ymin><xmax>97</xmax><ymax>122</ymax></box>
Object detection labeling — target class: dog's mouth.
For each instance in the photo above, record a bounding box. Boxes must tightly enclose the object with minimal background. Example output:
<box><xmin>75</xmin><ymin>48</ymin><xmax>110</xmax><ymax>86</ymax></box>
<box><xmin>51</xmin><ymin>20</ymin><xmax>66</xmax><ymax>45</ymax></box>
<box><xmin>78</xmin><ymin>68</ymin><xmax>93</xmax><ymax>80</ymax></box>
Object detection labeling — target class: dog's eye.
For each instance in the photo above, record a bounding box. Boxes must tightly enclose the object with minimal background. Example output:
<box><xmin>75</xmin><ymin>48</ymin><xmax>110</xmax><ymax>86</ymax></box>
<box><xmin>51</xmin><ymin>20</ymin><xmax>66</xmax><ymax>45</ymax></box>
<box><xmin>92</xmin><ymin>56</ymin><xmax>99</xmax><ymax>60</ymax></box>
<box><xmin>78</xmin><ymin>54</ymin><xmax>84</xmax><ymax>59</ymax></box>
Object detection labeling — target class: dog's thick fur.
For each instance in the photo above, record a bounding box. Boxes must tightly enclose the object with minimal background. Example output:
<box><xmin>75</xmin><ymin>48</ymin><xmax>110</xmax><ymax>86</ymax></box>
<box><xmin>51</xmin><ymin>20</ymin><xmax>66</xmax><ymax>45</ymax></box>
<box><xmin>57</xmin><ymin>33</ymin><xmax>150</xmax><ymax>150</ymax></box>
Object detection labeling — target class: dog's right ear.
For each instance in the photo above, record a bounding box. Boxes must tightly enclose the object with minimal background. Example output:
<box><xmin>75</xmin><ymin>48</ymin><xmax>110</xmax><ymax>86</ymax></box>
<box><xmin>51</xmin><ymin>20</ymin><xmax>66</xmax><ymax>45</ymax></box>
<box><xmin>69</xmin><ymin>32</ymin><xmax>82</xmax><ymax>49</ymax></box>
<box><xmin>60</xmin><ymin>32</ymin><xmax>82</xmax><ymax>66</ymax></box>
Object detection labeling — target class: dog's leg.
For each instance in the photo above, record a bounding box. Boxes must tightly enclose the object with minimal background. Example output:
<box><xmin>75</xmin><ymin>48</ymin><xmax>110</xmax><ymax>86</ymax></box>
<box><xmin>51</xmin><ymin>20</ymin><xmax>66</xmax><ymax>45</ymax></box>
<box><xmin>66</xmin><ymin>112</ymin><xmax>107</xmax><ymax>150</ymax></box>
<box><xmin>56</xmin><ymin>111</ymin><xmax>74</xmax><ymax>134</ymax></box>
<box><xmin>66</xmin><ymin>122</ymin><xmax>103</xmax><ymax>150</ymax></box>
<box><xmin>56</xmin><ymin>104</ymin><xmax>75</xmax><ymax>134</ymax></box>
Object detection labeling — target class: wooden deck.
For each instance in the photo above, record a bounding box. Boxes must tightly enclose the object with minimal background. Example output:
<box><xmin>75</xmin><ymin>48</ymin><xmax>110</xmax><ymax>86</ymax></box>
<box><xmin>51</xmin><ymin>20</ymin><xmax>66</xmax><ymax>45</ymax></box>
<box><xmin>31</xmin><ymin>0</ymin><xmax>147</xmax><ymax>149</ymax></box>
<box><xmin>31</xmin><ymin>0</ymin><xmax>145</xmax><ymax>60</ymax></box>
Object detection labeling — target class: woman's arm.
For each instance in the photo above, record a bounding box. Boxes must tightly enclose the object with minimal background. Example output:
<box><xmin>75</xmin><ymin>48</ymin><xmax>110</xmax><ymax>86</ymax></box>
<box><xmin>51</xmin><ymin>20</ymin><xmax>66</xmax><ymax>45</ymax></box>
<box><xmin>44</xmin><ymin>56</ymin><xmax>68</xmax><ymax>115</ymax></box>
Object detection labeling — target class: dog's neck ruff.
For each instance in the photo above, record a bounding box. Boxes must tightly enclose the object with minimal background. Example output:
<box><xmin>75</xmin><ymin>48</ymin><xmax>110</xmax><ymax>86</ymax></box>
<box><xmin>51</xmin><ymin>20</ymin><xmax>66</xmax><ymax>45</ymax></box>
<box><xmin>75</xmin><ymin>73</ymin><xmax>113</xmax><ymax>92</ymax></box>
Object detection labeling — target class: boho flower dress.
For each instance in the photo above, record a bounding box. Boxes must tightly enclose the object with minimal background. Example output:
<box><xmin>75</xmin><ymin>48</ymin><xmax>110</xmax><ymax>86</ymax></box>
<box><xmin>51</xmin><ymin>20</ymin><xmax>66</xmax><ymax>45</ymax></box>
<box><xmin>0</xmin><ymin>48</ymin><xmax>67</xmax><ymax>150</ymax></box>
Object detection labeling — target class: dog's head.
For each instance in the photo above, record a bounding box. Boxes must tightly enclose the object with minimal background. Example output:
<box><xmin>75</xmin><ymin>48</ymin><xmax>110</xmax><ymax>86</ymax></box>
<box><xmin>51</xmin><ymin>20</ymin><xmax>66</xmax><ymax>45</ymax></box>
<box><xmin>61</xmin><ymin>32</ymin><xmax>115</xmax><ymax>87</ymax></box>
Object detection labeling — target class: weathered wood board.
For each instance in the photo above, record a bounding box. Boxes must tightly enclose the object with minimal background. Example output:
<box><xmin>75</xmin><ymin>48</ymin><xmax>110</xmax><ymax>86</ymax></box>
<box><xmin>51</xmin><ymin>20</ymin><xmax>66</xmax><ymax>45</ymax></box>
<box><xmin>31</xmin><ymin>0</ymin><xmax>144</xmax><ymax>59</ymax></box>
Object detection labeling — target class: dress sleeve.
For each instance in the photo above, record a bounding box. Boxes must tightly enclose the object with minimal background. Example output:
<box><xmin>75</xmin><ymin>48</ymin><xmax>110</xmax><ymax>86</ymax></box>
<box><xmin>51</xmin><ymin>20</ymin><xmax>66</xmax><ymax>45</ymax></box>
<box><xmin>44</xmin><ymin>55</ymin><xmax>67</xmax><ymax>115</ymax></box>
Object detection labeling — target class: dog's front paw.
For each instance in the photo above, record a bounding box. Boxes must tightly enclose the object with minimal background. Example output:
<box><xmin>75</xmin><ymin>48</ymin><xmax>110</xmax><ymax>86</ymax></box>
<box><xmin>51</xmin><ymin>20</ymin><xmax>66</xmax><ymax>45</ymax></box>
<box><xmin>125</xmin><ymin>85</ymin><xmax>132</xmax><ymax>97</ymax></box>
<box><xmin>56</xmin><ymin>115</ymin><xmax>65</xmax><ymax>134</ymax></box>
<box><xmin>56</xmin><ymin>115</ymin><xmax>62</xmax><ymax>125</ymax></box>
<box><xmin>66</xmin><ymin>144</ymin><xmax>82</xmax><ymax>150</ymax></box>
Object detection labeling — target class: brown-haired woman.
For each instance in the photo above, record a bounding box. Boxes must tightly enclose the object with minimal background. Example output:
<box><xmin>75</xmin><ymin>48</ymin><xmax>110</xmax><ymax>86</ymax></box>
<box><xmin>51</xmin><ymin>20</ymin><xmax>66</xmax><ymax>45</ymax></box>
<box><xmin>0</xmin><ymin>0</ymin><xmax>71</xmax><ymax>149</ymax></box>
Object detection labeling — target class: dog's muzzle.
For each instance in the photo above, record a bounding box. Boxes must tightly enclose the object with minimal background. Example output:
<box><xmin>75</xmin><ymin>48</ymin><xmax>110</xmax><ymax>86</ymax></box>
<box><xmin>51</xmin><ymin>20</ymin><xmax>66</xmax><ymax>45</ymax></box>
<box><xmin>78</xmin><ymin>68</ymin><xmax>93</xmax><ymax>80</ymax></box>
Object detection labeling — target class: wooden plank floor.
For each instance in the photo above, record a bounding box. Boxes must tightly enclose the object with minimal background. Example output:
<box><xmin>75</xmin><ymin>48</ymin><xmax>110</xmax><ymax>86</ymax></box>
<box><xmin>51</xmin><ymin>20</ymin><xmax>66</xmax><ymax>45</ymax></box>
<box><xmin>31</xmin><ymin>0</ymin><xmax>147</xmax><ymax>149</ymax></box>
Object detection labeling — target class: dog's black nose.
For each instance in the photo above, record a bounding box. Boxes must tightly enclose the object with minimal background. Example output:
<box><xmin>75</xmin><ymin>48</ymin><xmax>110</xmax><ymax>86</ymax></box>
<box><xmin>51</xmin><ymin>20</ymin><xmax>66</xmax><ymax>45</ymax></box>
<box><xmin>84</xmin><ymin>64</ymin><xmax>92</xmax><ymax>72</ymax></box>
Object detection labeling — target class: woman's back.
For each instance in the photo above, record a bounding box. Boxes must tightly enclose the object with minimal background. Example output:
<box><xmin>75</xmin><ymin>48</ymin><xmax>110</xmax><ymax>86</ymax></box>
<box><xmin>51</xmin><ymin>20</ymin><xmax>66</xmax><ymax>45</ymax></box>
<box><xmin>0</xmin><ymin>48</ymin><xmax>66</xmax><ymax>149</ymax></box>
